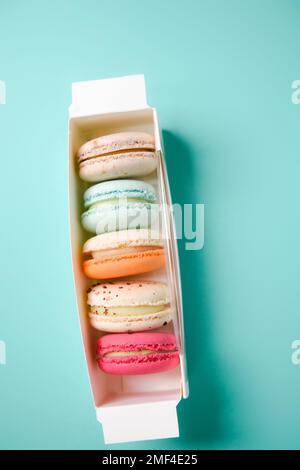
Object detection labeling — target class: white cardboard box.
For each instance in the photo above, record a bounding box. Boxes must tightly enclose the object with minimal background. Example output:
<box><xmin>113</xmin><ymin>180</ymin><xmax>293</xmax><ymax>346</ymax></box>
<box><xmin>68</xmin><ymin>75</ymin><xmax>188</xmax><ymax>444</ymax></box>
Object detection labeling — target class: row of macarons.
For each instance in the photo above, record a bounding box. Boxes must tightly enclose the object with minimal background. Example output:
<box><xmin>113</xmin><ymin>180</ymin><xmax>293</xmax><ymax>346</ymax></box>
<box><xmin>77</xmin><ymin>131</ymin><xmax>179</xmax><ymax>375</ymax></box>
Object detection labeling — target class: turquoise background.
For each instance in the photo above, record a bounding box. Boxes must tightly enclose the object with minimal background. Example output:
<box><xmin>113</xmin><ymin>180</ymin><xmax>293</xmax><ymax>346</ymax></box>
<box><xmin>0</xmin><ymin>0</ymin><xmax>300</xmax><ymax>450</ymax></box>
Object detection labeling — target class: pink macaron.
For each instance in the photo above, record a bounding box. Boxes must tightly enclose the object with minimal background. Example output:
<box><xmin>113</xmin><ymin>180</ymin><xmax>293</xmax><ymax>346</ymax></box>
<box><xmin>96</xmin><ymin>332</ymin><xmax>179</xmax><ymax>375</ymax></box>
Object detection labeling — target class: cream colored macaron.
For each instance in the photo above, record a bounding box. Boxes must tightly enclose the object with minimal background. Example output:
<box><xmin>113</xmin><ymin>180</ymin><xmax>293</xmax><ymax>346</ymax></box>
<box><xmin>87</xmin><ymin>280</ymin><xmax>172</xmax><ymax>333</ymax></box>
<box><xmin>78</xmin><ymin>131</ymin><xmax>157</xmax><ymax>182</ymax></box>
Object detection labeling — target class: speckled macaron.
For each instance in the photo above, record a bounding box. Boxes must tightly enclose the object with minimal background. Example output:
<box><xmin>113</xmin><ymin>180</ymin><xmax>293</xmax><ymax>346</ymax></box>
<box><xmin>87</xmin><ymin>280</ymin><xmax>172</xmax><ymax>333</ymax></box>
<box><xmin>77</xmin><ymin>131</ymin><xmax>157</xmax><ymax>182</ymax></box>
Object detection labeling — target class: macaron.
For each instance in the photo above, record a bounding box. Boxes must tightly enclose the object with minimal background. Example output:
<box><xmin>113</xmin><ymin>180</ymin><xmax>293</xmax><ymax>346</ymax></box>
<box><xmin>96</xmin><ymin>332</ymin><xmax>179</xmax><ymax>375</ymax></box>
<box><xmin>87</xmin><ymin>280</ymin><xmax>172</xmax><ymax>332</ymax></box>
<box><xmin>81</xmin><ymin>179</ymin><xmax>158</xmax><ymax>234</ymax></box>
<box><xmin>83</xmin><ymin>229</ymin><xmax>165</xmax><ymax>279</ymax></box>
<box><xmin>77</xmin><ymin>131</ymin><xmax>157</xmax><ymax>182</ymax></box>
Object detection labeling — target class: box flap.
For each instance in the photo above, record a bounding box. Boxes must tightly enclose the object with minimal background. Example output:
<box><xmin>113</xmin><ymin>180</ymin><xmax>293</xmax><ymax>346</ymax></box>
<box><xmin>97</xmin><ymin>400</ymin><xmax>179</xmax><ymax>444</ymax></box>
<box><xmin>155</xmin><ymin>139</ymin><xmax>189</xmax><ymax>399</ymax></box>
<box><xmin>70</xmin><ymin>75</ymin><xmax>148</xmax><ymax>118</ymax></box>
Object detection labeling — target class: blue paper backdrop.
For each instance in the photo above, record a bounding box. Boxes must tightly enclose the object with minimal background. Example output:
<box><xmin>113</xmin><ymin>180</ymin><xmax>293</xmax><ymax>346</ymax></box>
<box><xmin>0</xmin><ymin>0</ymin><xmax>300</xmax><ymax>450</ymax></box>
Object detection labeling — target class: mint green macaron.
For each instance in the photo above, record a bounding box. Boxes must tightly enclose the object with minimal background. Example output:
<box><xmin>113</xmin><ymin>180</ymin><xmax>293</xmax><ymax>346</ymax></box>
<box><xmin>81</xmin><ymin>179</ymin><xmax>159</xmax><ymax>234</ymax></box>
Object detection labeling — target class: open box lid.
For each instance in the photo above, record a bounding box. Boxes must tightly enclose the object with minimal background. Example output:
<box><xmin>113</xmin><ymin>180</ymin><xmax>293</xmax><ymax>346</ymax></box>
<box><xmin>69</xmin><ymin>75</ymin><xmax>188</xmax><ymax>444</ymax></box>
<box><xmin>70</xmin><ymin>74</ymin><xmax>148</xmax><ymax>118</ymax></box>
<box><xmin>97</xmin><ymin>397</ymin><xmax>179</xmax><ymax>444</ymax></box>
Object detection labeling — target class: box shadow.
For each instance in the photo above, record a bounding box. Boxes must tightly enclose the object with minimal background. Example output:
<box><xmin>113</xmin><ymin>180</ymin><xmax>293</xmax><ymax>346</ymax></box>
<box><xmin>162</xmin><ymin>129</ymin><xmax>226</xmax><ymax>445</ymax></box>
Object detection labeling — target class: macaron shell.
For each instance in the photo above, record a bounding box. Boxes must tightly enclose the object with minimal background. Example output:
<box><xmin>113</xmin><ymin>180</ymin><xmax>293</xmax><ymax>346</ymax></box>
<box><xmin>83</xmin><ymin>179</ymin><xmax>156</xmax><ymax>208</ymax></box>
<box><xmin>98</xmin><ymin>352</ymin><xmax>179</xmax><ymax>375</ymax></box>
<box><xmin>83</xmin><ymin>229</ymin><xmax>162</xmax><ymax>254</ymax></box>
<box><xmin>87</xmin><ymin>280</ymin><xmax>170</xmax><ymax>308</ymax></box>
<box><xmin>97</xmin><ymin>332</ymin><xmax>179</xmax><ymax>375</ymax></box>
<box><xmin>83</xmin><ymin>248</ymin><xmax>165</xmax><ymax>279</ymax></box>
<box><xmin>90</xmin><ymin>305</ymin><xmax>171</xmax><ymax>333</ymax></box>
<box><xmin>79</xmin><ymin>151</ymin><xmax>157</xmax><ymax>183</ymax></box>
<box><xmin>78</xmin><ymin>131</ymin><xmax>155</xmax><ymax>163</ymax></box>
<box><xmin>82</xmin><ymin>202</ymin><xmax>158</xmax><ymax>234</ymax></box>
<box><xmin>98</xmin><ymin>332</ymin><xmax>177</xmax><ymax>351</ymax></box>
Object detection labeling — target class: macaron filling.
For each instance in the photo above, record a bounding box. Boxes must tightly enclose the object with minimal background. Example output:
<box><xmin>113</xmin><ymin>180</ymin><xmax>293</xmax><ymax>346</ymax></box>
<box><xmin>82</xmin><ymin>200</ymin><xmax>155</xmax><ymax>216</ymax></box>
<box><xmin>85</xmin><ymin>198</ymin><xmax>156</xmax><ymax>218</ymax></box>
<box><xmin>102</xmin><ymin>349</ymin><xmax>177</xmax><ymax>358</ymax></box>
<box><xmin>80</xmin><ymin>148</ymin><xmax>155</xmax><ymax>163</ymax></box>
<box><xmin>90</xmin><ymin>304</ymin><xmax>170</xmax><ymax>317</ymax></box>
<box><xmin>84</xmin><ymin>190</ymin><xmax>156</xmax><ymax>209</ymax></box>
<box><xmin>82</xmin><ymin>200</ymin><xmax>156</xmax><ymax>223</ymax></box>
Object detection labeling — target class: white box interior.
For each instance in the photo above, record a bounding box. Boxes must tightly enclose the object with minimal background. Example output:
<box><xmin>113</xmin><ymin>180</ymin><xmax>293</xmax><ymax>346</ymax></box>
<box><xmin>69</xmin><ymin>108</ymin><xmax>183</xmax><ymax>408</ymax></box>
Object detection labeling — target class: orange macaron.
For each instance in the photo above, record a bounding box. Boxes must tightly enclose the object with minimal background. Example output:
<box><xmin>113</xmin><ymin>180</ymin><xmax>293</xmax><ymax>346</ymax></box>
<box><xmin>83</xmin><ymin>229</ymin><xmax>165</xmax><ymax>279</ymax></box>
